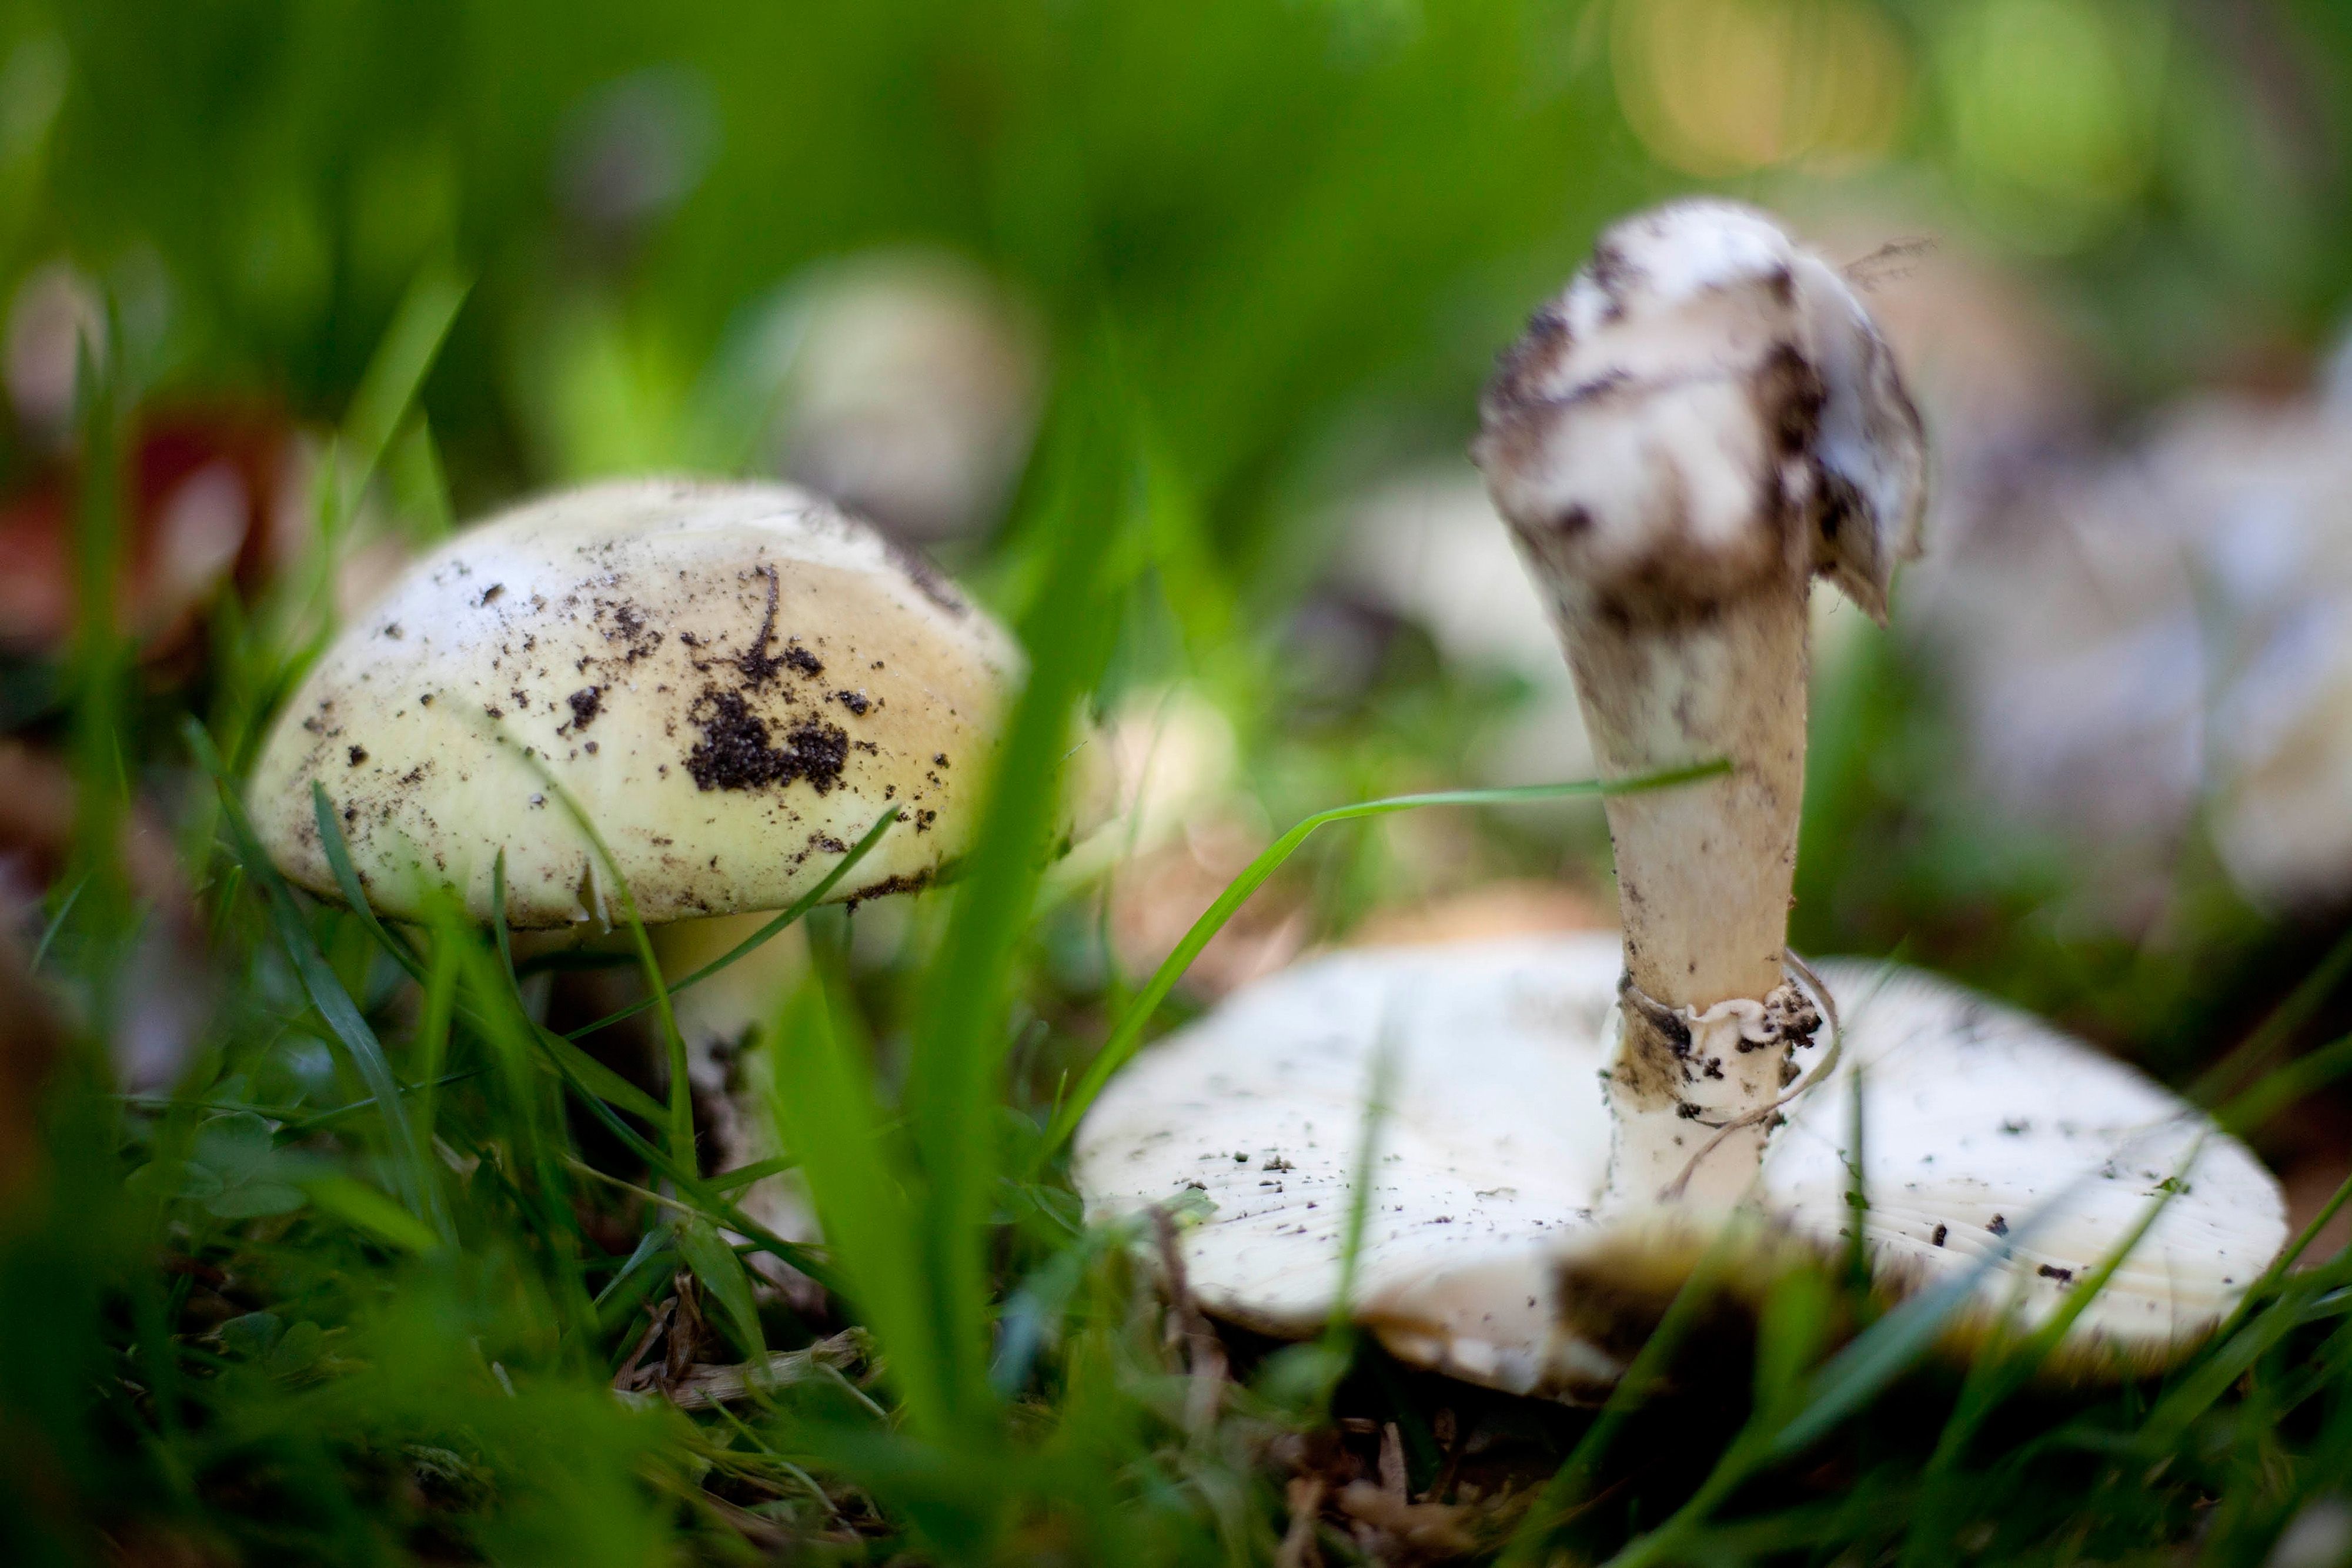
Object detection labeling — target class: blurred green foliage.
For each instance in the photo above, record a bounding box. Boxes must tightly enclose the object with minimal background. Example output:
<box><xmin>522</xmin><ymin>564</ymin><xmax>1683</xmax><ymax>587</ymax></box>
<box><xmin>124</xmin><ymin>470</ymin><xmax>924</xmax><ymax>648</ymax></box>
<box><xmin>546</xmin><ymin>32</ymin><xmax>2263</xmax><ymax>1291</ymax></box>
<box><xmin>2</xmin><ymin>0</ymin><xmax>2351</xmax><ymax>1562</ymax></box>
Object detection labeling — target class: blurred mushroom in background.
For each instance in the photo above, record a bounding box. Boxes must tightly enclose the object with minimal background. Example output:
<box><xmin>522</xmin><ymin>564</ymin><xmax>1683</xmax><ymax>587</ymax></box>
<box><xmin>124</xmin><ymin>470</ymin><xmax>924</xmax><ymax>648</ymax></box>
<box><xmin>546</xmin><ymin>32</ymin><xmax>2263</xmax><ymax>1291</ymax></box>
<box><xmin>1329</xmin><ymin>472</ymin><xmax>1594</xmax><ymax>787</ymax></box>
<box><xmin>765</xmin><ymin>252</ymin><xmax>1044</xmax><ymax>547</ymax></box>
<box><xmin>5</xmin><ymin>258</ymin><xmax>103</xmax><ymax>447</ymax></box>
<box><xmin>2151</xmin><ymin>387</ymin><xmax>2352</xmax><ymax>910</ymax></box>
<box><xmin>553</xmin><ymin>66</ymin><xmax>720</xmax><ymax>252</ymax></box>
<box><xmin>1908</xmin><ymin>326</ymin><xmax>2352</xmax><ymax>919</ymax></box>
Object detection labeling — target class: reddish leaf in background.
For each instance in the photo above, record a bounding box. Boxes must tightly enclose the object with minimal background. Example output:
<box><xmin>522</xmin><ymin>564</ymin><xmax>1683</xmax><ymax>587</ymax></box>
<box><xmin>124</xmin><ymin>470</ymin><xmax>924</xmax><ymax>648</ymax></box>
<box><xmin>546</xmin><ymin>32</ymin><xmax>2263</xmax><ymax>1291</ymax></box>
<box><xmin>0</xmin><ymin>404</ymin><xmax>289</xmax><ymax>658</ymax></box>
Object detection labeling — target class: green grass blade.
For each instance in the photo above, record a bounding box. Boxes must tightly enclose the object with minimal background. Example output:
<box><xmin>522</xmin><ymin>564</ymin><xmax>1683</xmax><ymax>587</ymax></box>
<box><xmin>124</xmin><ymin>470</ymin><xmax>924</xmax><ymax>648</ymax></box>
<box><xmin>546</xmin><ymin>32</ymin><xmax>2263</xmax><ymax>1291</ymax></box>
<box><xmin>2190</xmin><ymin>924</ymin><xmax>2352</xmax><ymax>1105</ymax></box>
<box><xmin>65</xmin><ymin>325</ymin><xmax>132</xmax><ymax>985</ymax></box>
<box><xmin>29</xmin><ymin>875</ymin><xmax>87</xmax><ymax>971</ymax></box>
<box><xmin>2217</xmin><ymin>1028</ymin><xmax>2352</xmax><ymax>1136</ymax></box>
<box><xmin>276</xmin><ymin>1067</ymin><xmax>485</xmax><ymax>1131</ymax></box>
<box><xmin>323</xmin><ymin>814</ymin><xmax>665</xmax><ymax>1128</ymax></box>
<box><xmin>341</xmin><ymin>264</ymin><xmax>471</xmax><ymax>500</ymax></box>
<box><xmin>2202</xmin><ymin>1165</ymin><xmax>2352</xmax><ymax>1350</ymax></box>
<box><xmin>409</xmin><ymin>914</ymin><xmax>460</xmax><ymax>1172</ymax></box>
<box><xmin>185</xmin><ymin>718</ymin><xmax>450</xmax><ymax>1245</ymax></box>
<box><xmin>770</xmin><ymin>971</ymin><xmax>948</xmax><ymax>1437</ymax></box>
<box><xmin>900</xmin><ymin>395</ymin><xmax>1133</xmax><ymax>1440</ymax></box>
<box><xmin>1040</xmin><ymin>762</ymin><xmax>1728</xmax><ymax>1157</ymax></box>
<box><xmin>534</xmin><ymin>1025</ymin><xmax>670</xmax><ymax>1126</ymax></box>
<box><xmin>1325</xmin><ymin>1035</ymin><xmax>1396</xmax><ymax>1346</ymax></box>
<box><xmin>302</xmin><ymin>1174</ymin><xmax>445</xmax><ymax>1255</ymax></box>
<box><xmin>311</xmin><ymin>781</ymin><xmax>427</xmax><ymax>982</ymax></box>
<box><xmin>560</xmin><ymin>806</ymin><xmax>898</xmax><ymax>1041</ymax></box>
<box><xmin>1768</xmin><ymin>1130</ymin><xmax>2199</xmax><ymax>1463</ymax></box>
<box><xmin>1499</xmin><ymin>1215</ymin><xmax>1750</xmax><ymax>1567</ymax></box>
<box><xmin>710</xmin><ymin>1155</ymin><xmax>800</xmax><ymax>1192</ymax></box>
<box><xmin>675</xmin><ymin>1216</ymin><xmax>767</xmax><ymax>1360</ymax></box>
<box><xmin>516</xmin><ymin>989</ymin><xmax>836</xmax><ymax>1290</ymax></box>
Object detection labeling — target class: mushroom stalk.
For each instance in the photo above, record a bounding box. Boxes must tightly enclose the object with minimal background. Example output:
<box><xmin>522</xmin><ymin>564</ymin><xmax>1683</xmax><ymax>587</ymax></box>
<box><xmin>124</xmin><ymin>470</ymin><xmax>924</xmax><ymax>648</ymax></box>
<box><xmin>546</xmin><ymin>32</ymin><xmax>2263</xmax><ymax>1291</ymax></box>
<box><xmin>1552</xmin><ymin>584</ymin><xmax>1815</xmax><ymax>1206</ymax></box>
<box><xmin>1474</xmin><ymin>201</ymin><xmax>1925</xmax><ymax>1212</ymax></box>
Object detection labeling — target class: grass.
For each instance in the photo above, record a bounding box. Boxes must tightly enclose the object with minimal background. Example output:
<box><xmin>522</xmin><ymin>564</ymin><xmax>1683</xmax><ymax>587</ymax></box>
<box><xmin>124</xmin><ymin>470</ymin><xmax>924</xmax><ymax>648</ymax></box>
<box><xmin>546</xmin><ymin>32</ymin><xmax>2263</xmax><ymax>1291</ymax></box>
<box><xmin>16</xmin><ymin>310</ymin><xmax>2352</xmax><ymax>1561</ymax></box>
<box><xmin>8</xmin><ymin>4</ymin><xmax>2352</xmax><ymax>1561</ymax></box>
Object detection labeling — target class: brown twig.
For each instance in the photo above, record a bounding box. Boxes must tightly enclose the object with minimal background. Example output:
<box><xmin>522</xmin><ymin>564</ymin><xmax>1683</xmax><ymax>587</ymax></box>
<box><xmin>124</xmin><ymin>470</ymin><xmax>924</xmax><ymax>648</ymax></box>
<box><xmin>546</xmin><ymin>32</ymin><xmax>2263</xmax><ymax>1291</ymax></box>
<box><xmin>1151</xmin><ymin>1202</ymin><xmax>1229</xmax><ymax>1435</ymax></box>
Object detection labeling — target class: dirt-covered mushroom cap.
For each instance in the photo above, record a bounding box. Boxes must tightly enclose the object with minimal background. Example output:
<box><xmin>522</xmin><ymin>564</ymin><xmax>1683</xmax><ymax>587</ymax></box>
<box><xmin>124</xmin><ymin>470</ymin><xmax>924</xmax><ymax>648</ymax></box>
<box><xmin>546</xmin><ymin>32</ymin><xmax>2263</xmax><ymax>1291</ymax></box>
<box><xmin>1074</xmin><ymin>937</ymin><xmax>2286</xmax><ymax>1400</ymax></box>
<box><xmin>249</xmin><ymin>477</ymin><xmax>1019</xmax><ymax>928</ymax></box>
<box><xmin>1475</xmin><ymin>197</ymin><xmax>1925</xmax><ymax>623</ymax></box>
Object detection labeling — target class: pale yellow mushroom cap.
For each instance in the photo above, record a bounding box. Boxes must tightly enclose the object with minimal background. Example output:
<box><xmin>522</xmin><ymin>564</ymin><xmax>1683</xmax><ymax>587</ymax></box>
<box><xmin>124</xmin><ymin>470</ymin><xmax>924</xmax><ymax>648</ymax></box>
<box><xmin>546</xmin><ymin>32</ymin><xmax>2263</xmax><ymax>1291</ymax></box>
<box><xmin>249</xmin><ymin>477</ymin><xmax>1020</xmax><ymax>928</ymax></box>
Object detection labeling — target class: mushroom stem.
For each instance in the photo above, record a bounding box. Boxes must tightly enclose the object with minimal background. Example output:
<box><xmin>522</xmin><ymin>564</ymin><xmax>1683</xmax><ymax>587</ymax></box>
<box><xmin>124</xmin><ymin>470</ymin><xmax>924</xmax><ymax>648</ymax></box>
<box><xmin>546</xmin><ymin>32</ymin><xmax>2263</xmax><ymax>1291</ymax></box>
<box><xmin>1552</xmin><ymin>584</ymin><xmax>1815</xmax><ymax>1206</ymax></box>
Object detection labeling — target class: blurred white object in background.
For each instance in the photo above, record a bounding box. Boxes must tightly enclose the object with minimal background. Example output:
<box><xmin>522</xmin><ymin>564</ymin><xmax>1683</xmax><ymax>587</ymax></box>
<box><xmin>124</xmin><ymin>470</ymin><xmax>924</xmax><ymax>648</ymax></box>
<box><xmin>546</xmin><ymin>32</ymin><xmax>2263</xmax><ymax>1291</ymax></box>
<box><xmin>2147</xmin><ymin>392</ymin><xmax>2352</xmax><ymax>910</ymax></box>
<box><xmin>1332</xmin><ymin>471</ymin><xmax>1595</xmax><ymax>785</ymax></box>
<box><xmin>5</xmin><ymin>259</ymin><xmax>102</xmax><ymax>443</ymax></box>
<box><xmin>554</xmin><ymin>67</ymin><xmax>719</xmax><ymax>240</ymax></box>
<box><xmin>769</xmin><ymin>251</ymin><xmax>1043</xmax><ymax>544</ymax></box>
<box><xmin>1912</xmin><ymin>457</ymin><xmax>2206</xmax><ymax>852</ymax></box>
<box><xmin>1913</xmin><ymin>337</ymin><xmax>2352</xmax><ymax>914</ymax></box>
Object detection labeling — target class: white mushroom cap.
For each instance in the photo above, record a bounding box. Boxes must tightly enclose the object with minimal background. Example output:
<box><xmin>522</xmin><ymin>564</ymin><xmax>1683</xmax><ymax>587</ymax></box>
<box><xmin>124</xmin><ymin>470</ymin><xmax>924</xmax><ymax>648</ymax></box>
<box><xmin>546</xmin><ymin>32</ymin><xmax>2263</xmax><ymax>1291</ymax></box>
<box><xmin>249</xmin><ymin>477</ymin><xmax>1019</xmax><ymax>928</ymax></box>
<box><xmin>1074</xmin><ymin>936</ymin><xmax>2286</xmax><ymax>1399</ymax></box>
<box><xmin>1475</xmin><ymin>198</ymin><xmax>1925</xmax><ymax>624</ymax></box>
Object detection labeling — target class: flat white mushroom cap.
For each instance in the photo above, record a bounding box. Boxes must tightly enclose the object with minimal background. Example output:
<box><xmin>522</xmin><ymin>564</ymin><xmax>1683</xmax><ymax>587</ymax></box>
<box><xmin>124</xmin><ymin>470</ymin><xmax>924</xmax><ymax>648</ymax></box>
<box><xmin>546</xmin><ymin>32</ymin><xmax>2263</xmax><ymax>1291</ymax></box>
<box><xmin>1074</xmin><ymin>938</ymin><xmax>2285</xmax><ymax>1399</ymax></box>
<box><xmin>249</xmin><ymin>478</ymin><xmax>1019</xmax><ymax>927</ymax></box>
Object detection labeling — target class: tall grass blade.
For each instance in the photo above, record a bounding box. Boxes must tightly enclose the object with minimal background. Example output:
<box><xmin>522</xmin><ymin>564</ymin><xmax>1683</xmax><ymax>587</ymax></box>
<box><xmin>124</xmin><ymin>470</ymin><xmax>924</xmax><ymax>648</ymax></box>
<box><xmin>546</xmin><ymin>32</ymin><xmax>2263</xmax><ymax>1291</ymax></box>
<box><xmin>674</xmin><ymin>1216</ymin><xmax>767</xmax><ymax>1360</ymax></box>
<box><xmin>340</xmin><ymin>265</ymin><xmax>472</xmax><ymax>502</ymax></box>
<box><xmin>560</xmin><ymin>806</ymin><xmax>897</xmax><ymax>1041</ymax></box>
<box><xmin>1499</xmin><ymin>1216</ymin><xmax>1750</xmax><ymax>1568</ymax></box>
<box><xmin>900</xmin><ymin>389</ymin><xmax>1134</xmax><ymax>1439</ymax></box>
<box><xmin>1041</xmin><ymin>763</ymin><xmax>1729</xmax><ymax>1156</ymax></box>
<box><xmin>2190</xmin><ymin>924</ymin><xmax>2352</xmax><ymax>1105</ymax></box>
<box><xmin>312</xmin><ymin>781</ymin><xmax>427</xmax><ymax>981</ymax></box>
<box><xmin>185</xmin><ymin>718</ymin><xmax>450</xmax><ymax>1244</ymax></box>
<box><xmin>770</xmin><ymin>971</ymin><xmax>947</xmax><ymax>1437</ymax></box>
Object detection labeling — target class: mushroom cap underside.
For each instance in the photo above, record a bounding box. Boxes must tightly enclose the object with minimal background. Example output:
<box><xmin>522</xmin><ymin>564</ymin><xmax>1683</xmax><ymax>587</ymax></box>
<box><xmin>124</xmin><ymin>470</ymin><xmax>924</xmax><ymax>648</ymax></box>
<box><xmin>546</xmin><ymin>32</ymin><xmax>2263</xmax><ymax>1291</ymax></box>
<box><xmin>1073</xmin><ymin>936</ymin><xmax>2286</xmax><ymax>1401</ymax></box>
<box><xmin>249</xmin><ymin>478</ymin><xmax>1020</xmax><ymax>928</ymax></box>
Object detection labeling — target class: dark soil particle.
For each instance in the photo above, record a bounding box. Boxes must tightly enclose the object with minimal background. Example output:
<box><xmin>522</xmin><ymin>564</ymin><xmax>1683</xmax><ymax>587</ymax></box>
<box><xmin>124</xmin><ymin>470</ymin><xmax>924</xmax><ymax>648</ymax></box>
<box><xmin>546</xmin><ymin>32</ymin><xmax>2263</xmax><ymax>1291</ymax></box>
<box><xmin>347</xmin><ymin>745</ymin><xmax>368</xmax><ymax>766</ymax></box>
<box><xmin>1987</xmin><ymin>1215</ymin><xmax>2009</xmax><ymax>1236</ymax></box>
<box><xmin>781</xmin><ymin>645</ymin><xmax>823</xmax><ymax>677</ymax></box>
<box><xmin>480</xmin><ymin>583</ymin><xmax>505</xmax><ymax>606</ymax></box>
<box><xmin>843</xmin><ymin>870</ymin><xmax>931</xmax><ymax>912</ymax></box>
<box><xmin>684</xmin><ymin>690</ymin><xmax>848</xmax><ymax>794</ymax></box>
<box><xmin>1931</xmin><ymin>1223</ymin><xmax>1947</xmax><ymax>1246</ymax></box>
<box><xmin>568</xmin><ymin>687</ymin><xmax>603</xmax><ymax>730</ymax></box>
<box><xmin>832</xmin><ymin>690</ymin><xmax>869</xmax><ymax>716</ymax></box>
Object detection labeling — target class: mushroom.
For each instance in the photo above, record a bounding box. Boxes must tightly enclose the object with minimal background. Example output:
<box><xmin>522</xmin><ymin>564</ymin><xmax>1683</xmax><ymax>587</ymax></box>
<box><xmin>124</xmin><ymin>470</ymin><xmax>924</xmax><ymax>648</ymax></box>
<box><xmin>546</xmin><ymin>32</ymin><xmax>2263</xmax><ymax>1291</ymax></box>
<box><xmin>247</xmin><ymin>476</ymin><xmax>1019</xmax><ymax>1235</ymax></box>
<box><xmin>1073</xmin><ymin>201</ymin><xmax>2286</xmax><ymax>1398</ymax></box>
